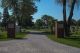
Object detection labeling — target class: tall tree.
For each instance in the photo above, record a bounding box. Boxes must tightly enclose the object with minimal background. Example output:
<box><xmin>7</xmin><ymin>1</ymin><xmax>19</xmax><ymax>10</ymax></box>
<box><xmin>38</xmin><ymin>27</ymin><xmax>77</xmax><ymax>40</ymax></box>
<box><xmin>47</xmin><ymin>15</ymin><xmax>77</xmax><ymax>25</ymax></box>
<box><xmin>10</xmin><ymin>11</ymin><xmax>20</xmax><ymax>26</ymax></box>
<box><xmin>56</xmin><ymin>0</ymin><xmax>79</xmax><ymax>37</ymax></box>
<box><xmin>1</xmin><ymin>0</ymin><xmax>39</xmax><ymax>27</ymax></box>
<box><xmin>1</xmin><ymin>0</ymin><xmax>40</xmax><ymax>37</ymax></box>
<box><xmin>2</xmin><ymin>7</ymin><xmax>9</xmax><ymax>28</ymax></box>
<box><xmin>17</xmin><ymin>0</ymin><xmax>37</xmax><ymax>27</ymax></box>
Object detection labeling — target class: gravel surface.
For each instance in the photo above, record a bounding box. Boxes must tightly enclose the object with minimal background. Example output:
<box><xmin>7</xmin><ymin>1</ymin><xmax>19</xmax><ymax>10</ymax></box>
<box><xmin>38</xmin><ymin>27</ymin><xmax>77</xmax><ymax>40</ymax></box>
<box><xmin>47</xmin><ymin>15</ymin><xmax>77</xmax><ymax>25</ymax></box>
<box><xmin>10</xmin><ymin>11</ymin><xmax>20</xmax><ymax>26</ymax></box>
<box><xmin>0</xmin><ymin>31</ymin><xmax>80</xmax><ymax>53</ymax></box>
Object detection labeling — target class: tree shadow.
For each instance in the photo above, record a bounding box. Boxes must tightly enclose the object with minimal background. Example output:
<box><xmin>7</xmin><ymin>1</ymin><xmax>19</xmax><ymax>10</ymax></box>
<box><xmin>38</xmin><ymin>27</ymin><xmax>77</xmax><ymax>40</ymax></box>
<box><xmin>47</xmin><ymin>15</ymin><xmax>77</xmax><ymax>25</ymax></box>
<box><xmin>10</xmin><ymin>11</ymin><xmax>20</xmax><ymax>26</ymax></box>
<box><xmin>14</xmin><ymin>38</ymin><xmax>28</xmax><ymax>40</ymax></box>
<box><xmin>65</xmin><ymin>36</ymin><xmax>80</xmax><ymax>41</ymax></box>
<box><xmin>28</xmin><ymin>32</ymin><xmax>46</xmax><ymax>35</ymax></box>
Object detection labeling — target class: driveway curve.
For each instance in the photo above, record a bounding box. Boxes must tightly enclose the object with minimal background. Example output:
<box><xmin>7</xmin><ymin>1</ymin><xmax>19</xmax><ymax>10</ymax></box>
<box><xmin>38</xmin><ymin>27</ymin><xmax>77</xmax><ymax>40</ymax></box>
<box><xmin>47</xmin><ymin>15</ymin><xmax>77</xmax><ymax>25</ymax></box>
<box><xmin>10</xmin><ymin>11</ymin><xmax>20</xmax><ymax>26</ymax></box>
<box><xmin>0</xmin><ymin>31</ymin><xmax>80</xmax><ymax>53</ymax></box>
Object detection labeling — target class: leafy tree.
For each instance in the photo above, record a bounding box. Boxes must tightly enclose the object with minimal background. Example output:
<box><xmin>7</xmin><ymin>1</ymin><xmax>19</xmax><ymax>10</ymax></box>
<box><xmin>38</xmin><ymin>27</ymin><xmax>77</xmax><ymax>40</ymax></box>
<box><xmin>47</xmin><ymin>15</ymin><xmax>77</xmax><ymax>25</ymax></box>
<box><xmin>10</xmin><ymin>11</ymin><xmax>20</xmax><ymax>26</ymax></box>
<box><xmin>41</xmin><ymin>15</ymin><xmax>55</xmax><ymax>33</ymax></box>
<box><xmin>1</xmin><ymin>0</ymin><xmax>39</xmax><ymax>27</ymax></box>
<box><xmin>2</xmin><ymin>7</ymin><xmax>9</xmax><ymax>28</ymax></box>
<box><xmin>17</xmin><ymin>0</ymin><xmax>37</xmax><ymax>27</ymax></box>
<box><xmin>35</xmin><ymin>19</ymin><xmax>43</xmax><ymax>29</ymax></box>
<box><xmin>20</xmin><ymin>16</ymin><xmax>34</xmax><ymax>28</ymax></box>
<box><xmin>1</xmin><ymin>0</ymin><xmax>39</xmax><ymax>37</ymax></box>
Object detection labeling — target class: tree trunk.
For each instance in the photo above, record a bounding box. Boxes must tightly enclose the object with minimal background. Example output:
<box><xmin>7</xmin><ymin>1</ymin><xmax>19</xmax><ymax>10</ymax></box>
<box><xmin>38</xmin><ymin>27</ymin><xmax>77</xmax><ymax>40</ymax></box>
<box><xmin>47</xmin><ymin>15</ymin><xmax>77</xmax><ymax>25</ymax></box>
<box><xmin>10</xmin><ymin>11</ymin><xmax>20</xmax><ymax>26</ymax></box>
<box><xmin>63</xmin><ymin>0</ymin><xmax>67</xmax><ymax>37</ymax></box>
<box><xmin>50</xmin><ymin>25</ymin><xmax>53</xmax><ymax>34</ymax></box>
<box><xmin>67</xmin><ymin>0</ymin><xmax>76</xmax><ymax>37</ymax></box>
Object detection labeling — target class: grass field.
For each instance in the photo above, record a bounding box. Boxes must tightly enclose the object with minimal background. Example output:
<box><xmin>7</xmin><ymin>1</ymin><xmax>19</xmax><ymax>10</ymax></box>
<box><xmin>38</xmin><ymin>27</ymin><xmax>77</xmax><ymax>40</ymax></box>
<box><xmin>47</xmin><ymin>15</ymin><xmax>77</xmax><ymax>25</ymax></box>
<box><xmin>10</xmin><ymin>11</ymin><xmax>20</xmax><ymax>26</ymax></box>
<box><xmin>47</xmin><ymin>34</ymin><xmax>80</xmax><ymax>48</ymax></box>
<box><xmin>0</xmin><ymin>31</ymin><xmax>27</xmax><ymax>40</ymax></box>
<box><xmin>15</xmin><ymin>32</ymin><xmax>27</xmax><ymax>39</ymax></box>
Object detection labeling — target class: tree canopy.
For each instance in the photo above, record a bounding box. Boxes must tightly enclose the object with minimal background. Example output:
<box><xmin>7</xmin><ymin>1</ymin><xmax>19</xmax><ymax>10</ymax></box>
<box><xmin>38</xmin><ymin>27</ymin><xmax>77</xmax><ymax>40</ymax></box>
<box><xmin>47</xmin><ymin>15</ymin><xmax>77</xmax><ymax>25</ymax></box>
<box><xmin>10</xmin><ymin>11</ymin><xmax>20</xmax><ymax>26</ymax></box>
<box><xmin>1</xmin><ymin>0</ymin><xmax>38</xmax><ymax>28</ymax></box>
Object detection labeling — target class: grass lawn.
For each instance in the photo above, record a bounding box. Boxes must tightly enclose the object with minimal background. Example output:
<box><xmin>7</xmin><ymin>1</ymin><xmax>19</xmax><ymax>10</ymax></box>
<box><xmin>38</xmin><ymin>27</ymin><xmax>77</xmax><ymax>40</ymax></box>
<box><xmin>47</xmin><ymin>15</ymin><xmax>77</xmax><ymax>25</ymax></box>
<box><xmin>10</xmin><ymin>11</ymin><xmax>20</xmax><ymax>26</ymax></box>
<box><xmin>15</xmin><ymin>32</ymin><xmax>27</xmax><ymax>39</ymax></box>
<box><xmin>47</xmin><ymin>34</ymin><xmax>80</xmax><ymax>48</ymax></box>
<box><xmin>0</xmin><ymin>31</ymin><xmax>7</xmax><ymax>40</ymax></box>
<box><xmin>0</xmin><ymin>31</ymin><xmax>27</xmax><ymax>41</ymax></box>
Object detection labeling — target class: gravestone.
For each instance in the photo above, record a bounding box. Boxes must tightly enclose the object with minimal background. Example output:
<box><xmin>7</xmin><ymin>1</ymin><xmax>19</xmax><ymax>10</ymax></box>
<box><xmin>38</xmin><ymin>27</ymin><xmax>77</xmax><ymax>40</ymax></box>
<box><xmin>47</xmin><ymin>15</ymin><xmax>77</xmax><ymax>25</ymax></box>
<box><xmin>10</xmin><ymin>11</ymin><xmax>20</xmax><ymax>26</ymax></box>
<box><xmin>54</xmin><ymin>21</ymin><xmax>64</xmax><ymax>38</ymax></box>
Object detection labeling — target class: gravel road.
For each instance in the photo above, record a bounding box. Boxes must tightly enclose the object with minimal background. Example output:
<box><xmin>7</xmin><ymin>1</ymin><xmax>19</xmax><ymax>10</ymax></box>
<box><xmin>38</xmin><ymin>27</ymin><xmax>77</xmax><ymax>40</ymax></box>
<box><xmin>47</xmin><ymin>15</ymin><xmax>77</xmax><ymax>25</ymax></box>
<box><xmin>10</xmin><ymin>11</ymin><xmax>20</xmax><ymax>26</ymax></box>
<box><xmin>0</xmin><ymin>31</ymin><xmax>80</xmax><ymax>53</ymax></box>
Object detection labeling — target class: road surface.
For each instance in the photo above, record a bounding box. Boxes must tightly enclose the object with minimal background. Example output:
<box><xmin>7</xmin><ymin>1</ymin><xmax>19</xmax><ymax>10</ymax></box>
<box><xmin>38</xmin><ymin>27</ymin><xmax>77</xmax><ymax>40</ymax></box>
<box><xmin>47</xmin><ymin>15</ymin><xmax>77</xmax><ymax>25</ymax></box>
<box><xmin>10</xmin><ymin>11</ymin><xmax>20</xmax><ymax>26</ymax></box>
<box><xmin>0</xmin><ymin>31</ymin><xmax>80</xmax><ymax>53</ymax></box>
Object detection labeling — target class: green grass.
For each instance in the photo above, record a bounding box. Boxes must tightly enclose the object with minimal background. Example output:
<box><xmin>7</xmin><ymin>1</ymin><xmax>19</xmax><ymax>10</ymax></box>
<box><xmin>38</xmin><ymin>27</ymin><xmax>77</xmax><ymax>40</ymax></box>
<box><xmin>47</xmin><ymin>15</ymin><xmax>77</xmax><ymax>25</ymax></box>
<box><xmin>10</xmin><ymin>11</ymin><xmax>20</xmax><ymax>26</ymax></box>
<box><xmin>47</xmin><ymin>34</ymin><xmax>80</xmax><ymax>48</ymax></box>
<box><xmin>0</xmin><ymin>31</ymin><xmax>7</xmax><ymax>40</ymax></box>
<box><xmin>15</xmin><ymin>32</ymin><xmax>27</xmax><ymax>39</ymax></box>
<box><xmin>72</xmin><ymin>31</ymin><xmax>80</xmax><ymax>35</ymax></box>
<box><xmin>0</xmin><ymin>31</ymin><xmax>27</xmax><ymax>40</ymax></box>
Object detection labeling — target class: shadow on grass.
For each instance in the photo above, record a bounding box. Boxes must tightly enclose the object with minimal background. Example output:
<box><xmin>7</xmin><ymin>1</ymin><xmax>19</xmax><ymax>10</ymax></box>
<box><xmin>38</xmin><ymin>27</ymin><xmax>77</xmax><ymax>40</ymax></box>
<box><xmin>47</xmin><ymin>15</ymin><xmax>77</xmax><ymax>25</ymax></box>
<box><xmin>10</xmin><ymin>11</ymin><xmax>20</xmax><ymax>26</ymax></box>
<box><xmin>65</xmin><ymin>36</ymin><xmax>80</xmax><ymax>41</ymax></box>
<box><xmin>14</xmin><ymin>38</ymin><xmax>27</xmax><ymax>40</ymax></box>
<box><xmin>27</xmin><ymin>31</ymin><xmax>46</xmax><ymax>35</ymax></box>
<box><xmin>14</xmin><ymin>38</ymin><xmax>27</xmax><ymax>39</ymax></box>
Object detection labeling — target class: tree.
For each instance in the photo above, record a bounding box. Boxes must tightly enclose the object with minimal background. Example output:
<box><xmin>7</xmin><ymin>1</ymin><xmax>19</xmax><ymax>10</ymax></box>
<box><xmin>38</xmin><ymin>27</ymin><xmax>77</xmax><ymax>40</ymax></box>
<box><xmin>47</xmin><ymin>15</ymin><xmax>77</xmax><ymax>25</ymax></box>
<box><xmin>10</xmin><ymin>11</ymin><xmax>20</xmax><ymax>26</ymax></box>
<box><xmin>56</xmin><ymin>0</ymin><xmax>79</xmax><ymax>37</ymax></box>
<box><xmin>77</xmin><ymin>19</ymin><xmax>80</xmax><ymax>26</ymax></box>
<box><xmin>20</xmin><ymin>16</ymin><xmax>34</xmax><ymax>28</ymax></box>
<box><xmin>41</xmin><ymin>15</ymin><xmax>55</xmax><ymax>33</ymax></box>
<box><xmin>2</xmin><ymin>7</ymin><xmax>9</xmax><ymax>29</ymax></box>
<box><xmin>1</xmin><ymin>0</ymin><xmax>40</xmax><ymax>38</ymax></box>
<box><xmin>17</xmin><ymin>0</ymin><xmax>37</xmax><ymax>27</ymax></box>
<box><xmin>1</xmin><ymin>0</ymin><xmax>39</xmax><ymax>27</ymax></box>
<box><xmin>35</xmin><ymin>19</ymin><xmax>43</xmax><ymax>29</ymax></box>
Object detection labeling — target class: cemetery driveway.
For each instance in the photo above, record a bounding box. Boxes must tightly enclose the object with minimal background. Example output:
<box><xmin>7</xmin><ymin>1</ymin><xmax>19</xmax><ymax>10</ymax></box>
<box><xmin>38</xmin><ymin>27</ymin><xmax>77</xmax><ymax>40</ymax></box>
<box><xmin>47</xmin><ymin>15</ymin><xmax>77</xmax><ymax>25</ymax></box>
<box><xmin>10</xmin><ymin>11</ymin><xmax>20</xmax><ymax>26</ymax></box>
<box><xmin>0</xmin><ymin>31</ymin><xmax>80</xmax><ymax>53</ymax></box>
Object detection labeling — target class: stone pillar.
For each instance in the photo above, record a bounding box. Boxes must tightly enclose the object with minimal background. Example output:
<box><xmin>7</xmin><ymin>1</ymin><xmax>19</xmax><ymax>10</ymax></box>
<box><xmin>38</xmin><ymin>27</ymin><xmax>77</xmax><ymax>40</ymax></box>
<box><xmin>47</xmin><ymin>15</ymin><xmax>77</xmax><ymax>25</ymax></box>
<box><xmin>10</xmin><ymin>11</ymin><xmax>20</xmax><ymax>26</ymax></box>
<box><xmin>54</xmin><ymin>21</ymin><xmax>64</xmax><ymax>38</ymax></box>
<box><xmin>54</xmin><ymin>20</ymin><xmax>58</xmax><ymax>37</ymax></box>
<box><xmin>7</xmin><ymin>21</ymin><xmax>15</xmax><ymax>38</ymax></box>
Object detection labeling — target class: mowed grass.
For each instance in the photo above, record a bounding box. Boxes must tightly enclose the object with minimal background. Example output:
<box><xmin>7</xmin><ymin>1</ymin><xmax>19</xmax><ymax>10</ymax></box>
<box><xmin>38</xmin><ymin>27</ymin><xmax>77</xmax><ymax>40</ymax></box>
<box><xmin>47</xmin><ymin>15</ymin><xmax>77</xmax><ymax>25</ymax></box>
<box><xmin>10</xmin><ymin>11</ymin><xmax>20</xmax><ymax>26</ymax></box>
<box><xmin>0</xmin><ymin>31</ymin><xmax>7</xmax><ymax>40</ymax></box>
<box><xmin>47</xmin><ymin>34</ymin><xmax>80</xmax><ymax>48</ymax></box>
<box><xmin>15</xmin><ymin>32</ymin><xmax>27</xmax><ymax>39</ymax></box>
<box><xmin>0</xmin><ymin>31</ymin><xmax>27</xmax><ymax>40</ymax></box>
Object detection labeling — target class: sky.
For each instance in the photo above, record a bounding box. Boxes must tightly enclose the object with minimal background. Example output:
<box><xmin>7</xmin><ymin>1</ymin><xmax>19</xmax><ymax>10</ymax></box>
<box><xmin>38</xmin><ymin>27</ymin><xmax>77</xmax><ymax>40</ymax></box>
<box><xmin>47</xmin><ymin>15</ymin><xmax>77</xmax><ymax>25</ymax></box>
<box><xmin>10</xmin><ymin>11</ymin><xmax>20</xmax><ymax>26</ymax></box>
<box><xmin>0</xmin><ymin>0</ymin><xmax>80</xmax><ymax>22</ymax></box>
<box><xmin>33</xmin><ymin>0</ymin><xmax>80</xmax><ymax>22</ymax></box>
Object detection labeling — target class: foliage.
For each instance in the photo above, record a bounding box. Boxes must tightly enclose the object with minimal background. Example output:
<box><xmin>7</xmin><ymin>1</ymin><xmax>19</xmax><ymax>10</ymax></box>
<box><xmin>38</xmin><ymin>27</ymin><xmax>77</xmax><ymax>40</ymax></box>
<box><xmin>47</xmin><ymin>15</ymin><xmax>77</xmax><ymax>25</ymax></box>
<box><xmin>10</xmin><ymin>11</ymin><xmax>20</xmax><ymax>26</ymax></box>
<box><xmin>19</xmin><ymin>16</ymin><xmax>34</xmax><ymax>28</ymax></box>
<box><xmin>41</xmin><ymin>15</ymin><xmax>55</xmax><ymax>33</ymax></box>
<box><xmin>41</xmin><ymin>15</ymin><xmax>55</xmax><ymax>27</ymax></box>
<box><xmin>34</xmin><ymin>15</ymin><xmax>55</xmax><ymax>33</ymax></box>
<box><xmin>2</xmin><ymin>7</ymin><xmax>9</xmax><ymax>27</ymax></box>
<box><xmin>35</xmin><ymin>19</ymin><xmax>43</xmax><ymax>29</ymax></box>
<box><xmin>1</xmin><ymin>0</ymin><xmax>38</xmax><ymax>28</ymax></box>
<box><xmin>77</xmin><ymin>19</ymin><xmax>80</xmax><ymax>26</ymax></box>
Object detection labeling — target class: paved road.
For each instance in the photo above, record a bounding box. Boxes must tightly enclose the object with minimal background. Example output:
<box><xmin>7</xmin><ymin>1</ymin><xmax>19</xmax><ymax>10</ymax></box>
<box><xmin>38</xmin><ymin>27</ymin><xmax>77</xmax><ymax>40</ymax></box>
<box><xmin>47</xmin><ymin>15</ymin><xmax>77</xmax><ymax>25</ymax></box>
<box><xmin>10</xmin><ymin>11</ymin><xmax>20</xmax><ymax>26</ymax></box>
<box><xmin>0</xmin><ymin>31</ymin><xmax>80</xmax><ymax>53</ymax></box>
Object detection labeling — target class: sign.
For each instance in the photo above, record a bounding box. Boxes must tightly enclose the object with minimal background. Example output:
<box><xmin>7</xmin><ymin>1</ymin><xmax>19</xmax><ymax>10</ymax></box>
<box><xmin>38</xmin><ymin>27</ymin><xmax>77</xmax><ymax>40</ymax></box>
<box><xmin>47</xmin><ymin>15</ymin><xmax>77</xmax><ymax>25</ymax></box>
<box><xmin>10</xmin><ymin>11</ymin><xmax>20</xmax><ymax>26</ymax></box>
<box><xmin>58</xmin><ymin>24</ymin><xmax>63</xmax><ymax>28</ymax></box>
<box><xmin>8</xmin><ymin>23</ymin><xmax>14</xmax><ymax>28</ymax></box>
